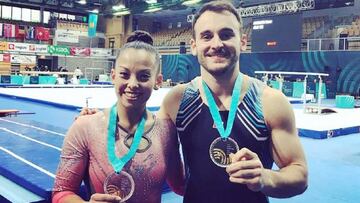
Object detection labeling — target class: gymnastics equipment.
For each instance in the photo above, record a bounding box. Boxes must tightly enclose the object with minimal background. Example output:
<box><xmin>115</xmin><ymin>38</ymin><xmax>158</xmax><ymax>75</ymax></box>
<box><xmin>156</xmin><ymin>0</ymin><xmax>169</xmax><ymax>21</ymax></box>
<box><xmin>84</xmin><ymin>68</ymin><xmax>109</xmax><ymax>82</ymax></box>
<box><xmin>255</xmin><ymin>71</ymin><xmax>329</xmax><ymax>114</ymax></box>
<box><xmin>0</xmin><ymin>109</ymin><xmax>19</xmax><ymax>117</ymax></box>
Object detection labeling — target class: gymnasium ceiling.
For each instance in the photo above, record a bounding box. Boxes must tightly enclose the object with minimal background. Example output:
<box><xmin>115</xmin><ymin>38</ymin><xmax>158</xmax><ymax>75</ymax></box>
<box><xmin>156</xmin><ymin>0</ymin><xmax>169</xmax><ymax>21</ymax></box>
<box><xmin>0</xmin><ymin>0</ymin><xmax>355</xmax><ymax>17</ymax></box>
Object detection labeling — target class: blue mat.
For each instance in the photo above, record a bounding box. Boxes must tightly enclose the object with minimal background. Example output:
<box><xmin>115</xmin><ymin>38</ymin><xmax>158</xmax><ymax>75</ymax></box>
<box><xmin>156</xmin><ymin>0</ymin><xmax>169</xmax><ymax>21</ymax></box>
<box><xmin>0</xmin><ymin>84</ymin><xmax>22</xmax><ymax>87</ymax></box>
<box><xmin>299</xmin><ymin>126</ymin><xmax>360</xmax><ymax>139</ymax></box>
<box><xmin>0</xmin><ymin>117</ymin><xmax>65</xmax><ymax>201</ymax></box>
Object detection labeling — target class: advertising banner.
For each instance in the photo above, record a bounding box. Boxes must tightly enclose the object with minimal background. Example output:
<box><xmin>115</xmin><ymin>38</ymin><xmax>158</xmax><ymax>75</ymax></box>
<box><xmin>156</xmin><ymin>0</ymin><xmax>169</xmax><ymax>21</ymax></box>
<box><xmin>8</xmin><ymin>42</ymin><xmax>29</xmax><ymax>52</ymax></box>
<box><xmin>48</xmin><ymin>45</ymin><xmax>70</xmax><ymax>55</ymax></box>
<box><xmin>90</xmin><ymin>48</ymin><xmax>112</xmax><ymax>57</ymax></box>
<box><xmin>70</xmin><ymin>47</ymin><xmax>91</xmax><ymax>56</ymax></box>
<box><xmin>55</xmin><ymin>29</ymin><xmax>80</xmax><ymax>43</ymax></box>
<box><xmin>11</xmin><ymin>55</ymin><xmax>36</xmax><ymax>63</ymax></box>
<box><xmin>29</xmin><ymin>44</ymin><xmax>48</xmax><ymax>53</ymax></box>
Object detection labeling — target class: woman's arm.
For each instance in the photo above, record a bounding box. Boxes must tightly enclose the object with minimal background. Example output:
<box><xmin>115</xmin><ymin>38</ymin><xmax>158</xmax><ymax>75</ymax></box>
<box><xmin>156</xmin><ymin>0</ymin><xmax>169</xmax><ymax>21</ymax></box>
<box><xmin>52</xmin><ymin>117</ymin><xmax>89</xmax><ymax>203</ymax></box>
<box><xmin>52</xmin><ymin>116</ymin><xmax>122</xmax><ymax>203</ymax></box>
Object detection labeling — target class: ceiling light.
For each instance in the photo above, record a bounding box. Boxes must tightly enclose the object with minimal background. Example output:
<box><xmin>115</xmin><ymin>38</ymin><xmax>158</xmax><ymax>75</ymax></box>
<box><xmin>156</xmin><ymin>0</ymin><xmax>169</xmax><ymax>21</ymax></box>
<box><xmin>144</xmin><ymin>2</ymin><xmax>163</xmax><ymax>13</ymax></box>
<box><xmin>144</xmin><ymin>7</ymin><xmax>162</xmax><ymax>13</ymax></box>
<box><xmin>77</xmin><ymin>0</ymin><xmax>86</xmax><ymax>5</ymax></box>
<box><xmin>113</xmin><ymin>9</ymin><xmax>131</xmax><ymax>16</ymax></box>
<box><xmin>90</xmin><ymin>9</ymin><xmax>99</xmax><ymax>13</ymax></box>
<box><xmin>182</xmin><ymin>0</ymin><xmax>201</xmax><ymax>6</ymax></box>
<box><xmin>113</xmin><ymin>4</ymin><xmax>126</xmax><ymax>10</ymax></box>
<box><xmin>146</xmin><ymin>0</ymin><xmax>157</xmax><ymax>4</ymax></box>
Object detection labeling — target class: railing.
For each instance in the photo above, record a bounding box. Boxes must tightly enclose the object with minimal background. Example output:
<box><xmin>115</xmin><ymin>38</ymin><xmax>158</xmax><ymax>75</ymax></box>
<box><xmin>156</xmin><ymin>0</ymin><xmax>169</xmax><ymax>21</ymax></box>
<box><xmin>302</xmin><ymin>37</ymin><xmax>360</xmax><ymax>51</ymax></box>
<box><xmin>154</xmin><ymin>37</ymin><xmax>360</xmax><ymax>53</ymax></box>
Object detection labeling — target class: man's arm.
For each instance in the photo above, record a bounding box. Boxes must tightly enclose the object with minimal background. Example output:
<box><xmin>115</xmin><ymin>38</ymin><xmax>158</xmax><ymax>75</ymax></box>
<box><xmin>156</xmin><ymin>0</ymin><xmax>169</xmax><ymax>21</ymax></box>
<box><xmin>226</xmin><ymin>87</ymin><xmax>308</xmax><ymax>198</ymax></box>
<box><xmin>260</xmin><ymin>87</ymin><xmax>308</xmax><ymax>197</ymax></box>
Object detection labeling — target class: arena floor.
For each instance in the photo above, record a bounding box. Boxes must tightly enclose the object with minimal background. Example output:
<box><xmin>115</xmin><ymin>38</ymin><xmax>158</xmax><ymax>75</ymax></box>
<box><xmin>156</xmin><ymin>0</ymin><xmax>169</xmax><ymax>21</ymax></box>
<box><xmin>0</xmin><ymin>86</ymin><xmax>359</xmax><ymax>203</ymax></box>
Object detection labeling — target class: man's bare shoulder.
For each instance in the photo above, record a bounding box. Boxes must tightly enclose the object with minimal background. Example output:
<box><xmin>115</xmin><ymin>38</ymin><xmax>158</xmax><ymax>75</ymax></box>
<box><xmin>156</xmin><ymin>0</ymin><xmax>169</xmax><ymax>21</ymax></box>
<box><xmin>262</xmin><ymin>86</ymin><xmax>289</xmax><ymax>105</ymax></box>
<box><xmin>166</xmin><ymin>83</ymin><xmax>188</xmax><ymax>99</ymax></box>
<box><xmin>157</xmin><ymin>83</ymin><xmax>189</xmax><ymax>121</ymax></box>
<box><xmin>262</xmin><ymin>86</ymin><xmax>295</xmax><ymax>128</ymax></box>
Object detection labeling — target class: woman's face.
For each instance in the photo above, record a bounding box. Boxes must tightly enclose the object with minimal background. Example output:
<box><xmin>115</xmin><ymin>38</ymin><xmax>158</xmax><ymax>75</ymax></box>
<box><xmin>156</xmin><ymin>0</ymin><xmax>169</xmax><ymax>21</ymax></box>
<box><xmin>112</xmin><ymin>48</ymin><xmax>162</xmax><ymax>110</ymax></box>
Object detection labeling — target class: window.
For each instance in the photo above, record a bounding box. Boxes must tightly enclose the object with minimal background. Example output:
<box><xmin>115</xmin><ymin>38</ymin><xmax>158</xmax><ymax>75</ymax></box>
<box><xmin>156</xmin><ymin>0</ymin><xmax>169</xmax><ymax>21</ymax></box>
<box><xmin>2</xmin><ymin>6</ymin><xmax>12</xmax><ymax>19</ymax></box>
<box><xmin>22</xmin><ymin>8</ymin><xmax>31</xmax><ymax>22</ymax></box>
<box><xmin>43</xmin><ymin>11</ymin><xmax>50</xmax><ymax>24</ymax></box>
<box><xmin>109</xmin><ymin>37</ymin><xmax>115</xmax><ymax>49</ymax></box>
<box><xmin>31</xmin><ymin>9</ymin><xmax>40</xmax><ymax>22</ymax></box>
<box><xmin>67</xmin><ymin>14</ymin><xmax>75</xmax><ymax>21</ymax></box>
<box><xmin>59</xmin><ymin>13</ymin><xmax>67</xmax><ymax>20</ymax></box>
<box><xmin>12</xmin><ymin>7</ymin><xmax>22</xmax><ymax>21</ymax></box>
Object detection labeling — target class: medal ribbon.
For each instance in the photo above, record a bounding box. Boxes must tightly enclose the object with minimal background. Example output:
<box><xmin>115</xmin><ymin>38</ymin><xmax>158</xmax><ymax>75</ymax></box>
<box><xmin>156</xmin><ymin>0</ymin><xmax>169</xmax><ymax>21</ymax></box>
<box><xmin>202</xmin><ymin>74</ymin><xmax>242</xmax><ymax>138</ymax></box>
<box><xmin>107</xmin><ymin>104</ymin><xmax>146</xmax><ymax>173</ymax></box>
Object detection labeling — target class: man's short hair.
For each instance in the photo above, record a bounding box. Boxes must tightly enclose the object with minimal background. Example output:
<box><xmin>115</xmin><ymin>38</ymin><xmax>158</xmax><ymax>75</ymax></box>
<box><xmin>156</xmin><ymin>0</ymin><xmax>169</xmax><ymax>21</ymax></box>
<box><xmin>191</xmin><ymin>1</ymin><xmax>243</xmax><ymax>38</ymax></box>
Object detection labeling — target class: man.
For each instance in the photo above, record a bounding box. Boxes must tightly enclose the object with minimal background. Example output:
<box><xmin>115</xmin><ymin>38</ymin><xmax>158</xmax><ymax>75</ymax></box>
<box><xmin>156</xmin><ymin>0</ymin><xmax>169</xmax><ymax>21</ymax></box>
<box><xmin>74</xmin><ymin>67</ymin><xmax>83</xmax><ymax>79</ymax></box>
<box><xmin>157</xmin><ymin>1</ymin><xmax>308</xmax><ymax>202</ymax></box>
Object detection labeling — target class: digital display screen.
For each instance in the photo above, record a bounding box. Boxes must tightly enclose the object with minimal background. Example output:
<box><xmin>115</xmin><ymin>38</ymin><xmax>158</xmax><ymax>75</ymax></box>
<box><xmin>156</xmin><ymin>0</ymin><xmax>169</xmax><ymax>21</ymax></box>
<box><xmin>251</xmin><ymin>13</ymin><xmax>302</xmax><ymax>52</ymax></box>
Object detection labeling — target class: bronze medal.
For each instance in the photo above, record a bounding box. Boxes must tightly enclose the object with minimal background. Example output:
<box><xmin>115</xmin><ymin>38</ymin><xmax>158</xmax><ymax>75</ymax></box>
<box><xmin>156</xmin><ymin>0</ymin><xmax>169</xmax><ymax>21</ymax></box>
<box><xmin>209</xmin><ymin>137</ymin><xmax>239</xmax><ymax>167</ymax></box>
<box><xmin>104</xmin><ymin>171</ymin><xmax>135</xmax><ymax>202</ymax></box>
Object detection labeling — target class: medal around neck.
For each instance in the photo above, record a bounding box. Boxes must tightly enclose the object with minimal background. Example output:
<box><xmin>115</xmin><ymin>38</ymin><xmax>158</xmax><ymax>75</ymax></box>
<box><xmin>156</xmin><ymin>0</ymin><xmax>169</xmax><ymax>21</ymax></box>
<box><xmin>104</xmin><ymin>104</ymin><xmax>146</xmax><ymax>201</ymax></box>
<box><xmin>202</xmin><ymin>74</ymin><xmax>243</xmax><ymax>167</ymax></box>
<box><xmin>104</xmin><ymin>171</ymin><xmax>134</xmax><ymax>201</ymax></box>
<box><xmin>209</xmin><ymin>137</ymin><xmax>240</xmax><ymax>167</ymax></box>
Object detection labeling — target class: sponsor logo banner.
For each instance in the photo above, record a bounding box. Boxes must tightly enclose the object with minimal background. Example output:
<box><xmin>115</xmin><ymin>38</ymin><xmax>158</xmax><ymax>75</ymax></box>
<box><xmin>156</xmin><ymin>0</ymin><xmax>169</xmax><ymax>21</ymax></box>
<box><xmin>70</xmin><ymin>47</ymin><xmax>91</xmax><ymax>56</ymax></box>
<box><xmin>90</xmin><ymin>48</ymin><xmax>112</xmax><ymax>57</ymax></box>
<box><xmin>29</xmin><ymin>44</ymin><xmax>48</xmax><ymax>53</ymax></box>
<box><xmin>48</xmin><ymin>45</ymin><xmax>70</xmax><ymax>55</ymax></box>
<box><xmin>8</xmin><ymin>42</ymin><xmax>29</xmax><ymax>52</ymax></box>
<box><xmin>55</xmin><ymin>29</ymin><xmax>82</xmax><ymax>43</ymax></box>
<box><xmin>11</xmin><ymin>55</ymin><xmax>36</xmax><ymax>63</ymax></box>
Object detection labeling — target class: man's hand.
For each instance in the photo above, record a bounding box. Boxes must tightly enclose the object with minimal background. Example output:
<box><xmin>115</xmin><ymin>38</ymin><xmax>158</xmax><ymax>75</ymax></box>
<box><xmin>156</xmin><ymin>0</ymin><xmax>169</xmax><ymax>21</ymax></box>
<box><xmin>226</xmin><ymin>148</ymin><xmax>265</xmax><ymax>192</ymax></box>
<box><xmin>75</xmin><ymin>108</ymin><xmax>99</xmax><ymax>120</ymax></box>
<box><xmin>88</xmin><ymin>193</ymin><xmax>121</xmax><ymax>203</ymax></box>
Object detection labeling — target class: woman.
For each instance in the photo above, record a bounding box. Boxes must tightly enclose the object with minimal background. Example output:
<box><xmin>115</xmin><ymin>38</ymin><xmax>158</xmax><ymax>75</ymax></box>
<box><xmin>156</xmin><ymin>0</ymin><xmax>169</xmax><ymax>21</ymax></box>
<box><xmin>52</xmin><ymin>31</ymin><xmax>185</xmax><ymax>203</ymax></box>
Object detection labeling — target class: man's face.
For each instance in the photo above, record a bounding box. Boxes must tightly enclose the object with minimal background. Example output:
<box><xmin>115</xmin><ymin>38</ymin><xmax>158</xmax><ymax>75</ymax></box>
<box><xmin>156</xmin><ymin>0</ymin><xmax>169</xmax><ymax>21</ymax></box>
<box><xmin>191</xmin><ymin>10</ymin><xmax>243</xmax><ymax>77</ymax></box>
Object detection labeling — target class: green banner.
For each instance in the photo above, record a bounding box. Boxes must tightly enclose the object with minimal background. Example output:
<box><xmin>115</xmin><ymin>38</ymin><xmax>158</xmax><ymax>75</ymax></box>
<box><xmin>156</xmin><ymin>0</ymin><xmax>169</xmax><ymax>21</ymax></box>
<box><xmin>48</xmin><ymin>45</ymin><xmax>70</xmax><ymax>55</ymax></box>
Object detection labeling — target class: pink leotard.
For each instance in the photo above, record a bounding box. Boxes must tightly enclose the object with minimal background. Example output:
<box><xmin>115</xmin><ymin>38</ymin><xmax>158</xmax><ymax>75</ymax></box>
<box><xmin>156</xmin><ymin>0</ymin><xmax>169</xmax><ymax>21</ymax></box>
<box><xmin>53</xmin><ymin>110</ymin><xmax>183</xmax><ymax>203</ymax></box>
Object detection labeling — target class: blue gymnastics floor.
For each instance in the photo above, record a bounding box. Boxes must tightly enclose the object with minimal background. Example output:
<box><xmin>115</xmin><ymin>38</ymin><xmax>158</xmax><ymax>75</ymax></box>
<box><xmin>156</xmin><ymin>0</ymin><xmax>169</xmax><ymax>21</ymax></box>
<box><xmin>1</xmin><ymin>91</ymin><xmax>360</xmax><ymax>203</ymax></box>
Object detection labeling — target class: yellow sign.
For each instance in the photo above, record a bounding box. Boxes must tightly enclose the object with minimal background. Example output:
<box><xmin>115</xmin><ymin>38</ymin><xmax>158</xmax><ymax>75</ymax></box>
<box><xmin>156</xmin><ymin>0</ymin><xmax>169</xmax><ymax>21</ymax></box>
<box><xmin>0</xmin><ymin>42</ymin><xmax>8</xmax><ymax>51</ymax></box>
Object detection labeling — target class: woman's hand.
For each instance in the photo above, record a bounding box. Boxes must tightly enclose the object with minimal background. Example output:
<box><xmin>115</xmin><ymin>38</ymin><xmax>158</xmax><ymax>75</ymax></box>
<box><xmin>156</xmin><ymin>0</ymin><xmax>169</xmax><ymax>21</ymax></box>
<box><xmin>75</xmin><ymin>108</ymin><xmax>99</xmax><ymax>120</ymax></box>
<box><xmin>88</xmin><ymin>193</ymin><xmax>121</xmax><ymax>203</ymax></box>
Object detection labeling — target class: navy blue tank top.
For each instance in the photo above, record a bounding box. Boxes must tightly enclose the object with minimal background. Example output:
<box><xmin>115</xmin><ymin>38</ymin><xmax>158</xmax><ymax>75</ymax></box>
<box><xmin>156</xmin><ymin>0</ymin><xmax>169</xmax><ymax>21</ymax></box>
<box><xmin>176</xmin><ymin>77</ymin><xmax>273</xmax><ymax>203</ymax></box>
